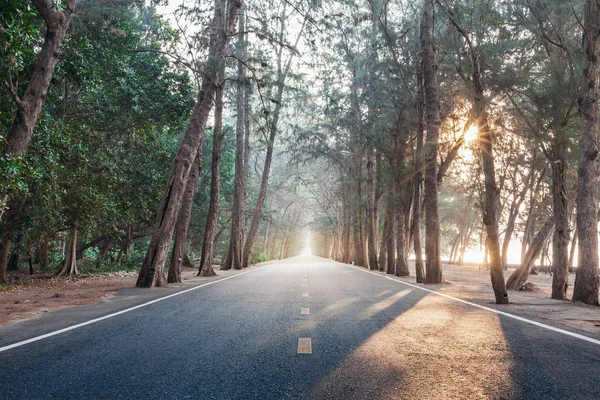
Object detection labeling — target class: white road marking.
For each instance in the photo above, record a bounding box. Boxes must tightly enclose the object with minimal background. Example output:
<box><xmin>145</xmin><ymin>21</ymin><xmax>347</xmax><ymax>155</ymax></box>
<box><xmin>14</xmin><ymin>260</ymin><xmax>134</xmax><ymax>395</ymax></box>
<box><xmin>345</xmin><ymin>264</ymin><xmax>600</xmax><ymax>346</ymax></box>
<box><xmin>302</xmin><ymin>293</ymin><xmax>309</xmax><ymax>297</ymax></box>
<box><xmin>302</xmin><ymin>284</ymin><xmax>308</xmax><ymax>288</ymax></box>
<box><xmin>301</xmin><ymin>308</ymin><xmax>310</xmax><ymax>315</ymax></box>
<box><xmin>0</xmin><ymin>266</ymin><xmax>267</xmax><ymax>353</ymax></box>
<box><xmin>297</xmin><ymin>337</ymin><xmax>312</xmax><ymax>354</ymax></box>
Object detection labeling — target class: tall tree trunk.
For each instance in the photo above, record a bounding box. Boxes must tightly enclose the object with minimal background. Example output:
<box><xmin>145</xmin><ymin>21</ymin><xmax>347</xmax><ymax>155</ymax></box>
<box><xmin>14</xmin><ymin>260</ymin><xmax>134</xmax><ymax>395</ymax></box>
<box><xmin>506</xmin><ymin>217</ymin><xmax>555</xmax><ymax>290</ymax></box>
<box><xmin>551</xmin><ymin>131</ymin><xmax>570</xmax><ymax>300</ymax></box>
<box><xmin>352</xmin><ymin>152</ymin><xmax>367</xmax><ymax>267</ymax></box>
<box><xmin>573</xmin><ymin>0</ymin><xmax>600</xmax><ymax>305</ymax></box>
<box><xmin>413</xmin><ymin>67</ymin><xmax>425</xmax><ymax>283</ymax></box>
<box><xmin>0</xmin><ymin>0</ymin><xmax>77</xmax><ymax>219</ymax></box>
<box><xmin>199</xmin><ymin>82</ymin><xmax>226</xmax><ymax>278</ymax></box>
<box><xmin>241</xmin><ymin>126</ymin><xmax>275</xmax><ymax>268</ymax></box>
<box><xmin>366</xmin><ymin>149</ymin><xmax>378</xmax><ymax>270</ymax></box>
<box><xmin>420</xmin><ymin>0</ymin><xmax>442</xmax><ymax>284</ymax></box>
<box><xmin>379</xmin><ymin>209</ymin><xmax>390</xmax><ymax>272</ymax></box>
<box><xmin>137</xmin><ymin>0</ymin><xmax>241</xmax><ymax>287</ymax></box>
<box><xmin>56</xmin><ymin>221</ymin><xmax>78</xmax><ymax>278</ymax></box>
<box><xmin>168</xmin><ymin>151</ymin><xmax>202</xmax><ymax>283</ymax></box>
<box><xmin>222</xmin><ymin>5</ymin><xmax>247</xmax><ymax>272</ymax></box>
<box><xmin>385</xmin><ymin>191</ymin><xmax>396</xmax><ymax>275</ymax></box>
<box><xmin>445</xmin><ymin>6</ymin><xmax>508</xmax><ymax>303</ymax></box>
<box><xmin>395</xmin><ymin>135</ymin><xmax>409</xmax><ymax>277</ymax></box>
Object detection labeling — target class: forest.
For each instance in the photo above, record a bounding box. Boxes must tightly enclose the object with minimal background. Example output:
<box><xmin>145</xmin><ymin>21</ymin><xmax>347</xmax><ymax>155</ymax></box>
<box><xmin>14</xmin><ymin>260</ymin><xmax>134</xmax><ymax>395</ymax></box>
<box><xmin>1</xmin><ymin>0</ymin><xmax>600</xmax><ymax>307</ymax></box>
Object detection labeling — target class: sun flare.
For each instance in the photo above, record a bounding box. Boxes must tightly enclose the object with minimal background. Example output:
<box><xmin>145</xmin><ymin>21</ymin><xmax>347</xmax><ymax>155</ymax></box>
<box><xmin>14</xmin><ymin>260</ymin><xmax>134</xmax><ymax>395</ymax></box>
<box><xmin>464</xmin><ymin>125</ymin><xmax>479</xmax><ymax>143</ymax></box>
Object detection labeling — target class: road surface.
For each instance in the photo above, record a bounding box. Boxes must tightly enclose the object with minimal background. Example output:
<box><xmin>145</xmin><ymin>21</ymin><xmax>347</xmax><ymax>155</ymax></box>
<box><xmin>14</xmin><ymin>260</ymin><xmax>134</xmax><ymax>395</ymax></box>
<box><xmin>1</xmin><ymin>256</ymin><xmax>599</xmax><ymax>399</ymax></box>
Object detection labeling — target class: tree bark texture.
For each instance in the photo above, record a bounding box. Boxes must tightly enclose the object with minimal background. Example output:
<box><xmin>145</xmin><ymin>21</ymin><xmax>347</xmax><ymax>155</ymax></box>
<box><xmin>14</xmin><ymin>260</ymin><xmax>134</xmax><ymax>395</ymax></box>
<box><xmin>413</xmin><ymin>67</ymin><xmax>426</xmax><ymax>283</ymax></box>
<box><xmin>56</xmin><ymin>222</ymin><xmax>78</xmax><ymax>277</ymax></box>
<box><xmin>168</xmin><ymin>151</ymin><xmax>202</xmax><ymax>283</ymax></box>
<box><xmin>0</xmin><ymin>0</ymin><xmax>77</xmax><ymax>219</ymax></box>
<box><xmin>136</xmin><ymin>0</ymin><xmax>241</xmax><ymax>287</ymax></box>
<box><xmin>551</xmin><ymin>130</ymin><xmax>570</xmax><ymax>300</ymax></box>
<box><xmin>420</xmin><ymin>0</ymin><xmax>442</xmax><ymax>284</ymax></box>
<box><xmin>222</xmin><ymin>6</ymin><xmax>247</xmax><ymax>271</ymax></box>
<box><xmin>199</xmin><ymin>83</ymin><xmax>226</xmax><ymax>277</ymax></box>
<box><xmin>506</xmin><ymin>217</ymin><xmax>555</xmax><ymax>290</ymax></box>
<box><xmin>573</xmin><ymin>0</ymin><xmax>600</xmax><ymax>305</ymax></box>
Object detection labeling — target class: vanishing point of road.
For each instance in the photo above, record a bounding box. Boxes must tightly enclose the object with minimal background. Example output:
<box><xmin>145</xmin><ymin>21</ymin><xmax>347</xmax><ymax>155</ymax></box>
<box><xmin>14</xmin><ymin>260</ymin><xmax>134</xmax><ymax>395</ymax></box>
<box><xmin>1</xmin><ymin>256</ymin><xmax>599</xmax><ymax>399</ymax></box>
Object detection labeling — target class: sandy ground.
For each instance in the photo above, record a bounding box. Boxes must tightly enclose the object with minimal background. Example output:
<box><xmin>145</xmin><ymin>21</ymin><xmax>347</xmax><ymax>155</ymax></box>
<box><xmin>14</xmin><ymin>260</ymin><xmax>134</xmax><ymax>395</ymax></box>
<box><xmin>1</xmin><ymin>260</ymin><xmax>599</xmax><ymax>335</ymax></box>
<box><xmin>415</xmin><ymin>261</ymin><xmax>600</xmax><ymax>335</ymax></box>
<box><xmin>0</xmin><ymin>267</ymin><xmax>200</xmax><ymax>326</ymax></box>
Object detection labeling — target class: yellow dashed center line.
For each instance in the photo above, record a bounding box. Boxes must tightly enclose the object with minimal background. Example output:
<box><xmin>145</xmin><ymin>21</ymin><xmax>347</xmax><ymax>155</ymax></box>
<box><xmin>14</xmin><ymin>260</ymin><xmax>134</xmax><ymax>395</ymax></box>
<box><xmin>297</xmin><ymin>338</ymin><xmax>312</xmax><ymax>354</ymax></box>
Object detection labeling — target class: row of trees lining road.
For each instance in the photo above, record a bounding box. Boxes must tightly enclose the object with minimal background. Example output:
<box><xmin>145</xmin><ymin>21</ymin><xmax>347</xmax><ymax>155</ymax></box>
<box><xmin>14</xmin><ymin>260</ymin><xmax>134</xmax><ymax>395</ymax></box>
<box><xmin>300</xmin><ymin>0</ymin><xmax>599</xmax><ymax>306</ymax></box>
<box><xmin>1</xmin><ymin>0</ymin><xmax>600</xmax><ymax>306</ymax></box>
<box><xmin>0</xmin><ymin>0</ymin><xmax>307</xmax><ymax>285</ymax></box>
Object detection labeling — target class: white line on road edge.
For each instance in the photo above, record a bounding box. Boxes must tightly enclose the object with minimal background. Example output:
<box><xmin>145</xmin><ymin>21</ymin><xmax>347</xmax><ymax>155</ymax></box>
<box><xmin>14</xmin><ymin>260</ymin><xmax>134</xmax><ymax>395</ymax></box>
<box><xmin>346</xmin><ymin>264</ymin><xmax>600</xmax><ymax>346</ymax></box>
<box><xmin>0</xmin><ymin>266</ymin><xmax>268</xmax><ymax>353</ymax></box>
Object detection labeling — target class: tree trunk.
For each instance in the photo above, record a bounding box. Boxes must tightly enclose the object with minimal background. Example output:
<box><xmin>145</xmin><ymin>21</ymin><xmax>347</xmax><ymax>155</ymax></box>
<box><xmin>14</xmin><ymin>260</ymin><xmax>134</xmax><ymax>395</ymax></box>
<box><xmin>413</xmin><ymin>67</ymin><xmax>425</xmax><ymax>283</ymax></box>
<box><xmin>222</xmin><ymin>6</ymin><xmax>247</xmax><ymax>271</ymax></box>
<box><xmin>506</xmin><ymin>217</ymin><xmax>555</xmax><ymax>290</ymax></box>
<box><xmin>0</xmin><ymin>0</ymin><xmax>77</xmax><ymax>220</ymax></box>
<box><xmin>97</xmin><ymin>237</ymin><xmax>113</xmax><ymax>266</ymax></box>
<box><xmin>41</xmin><ymin>237</ymin><xmax>50</xmax><ymax>270</ymax></box>
<box><xmin>385</xmin><ymin>191</ymin><xmax>396</xmax><ymax>275</ymax></box>
<box><xmin>573</xmin><ymin>0</ymin><xmax>600</xmax><ymax>305</ymax></box>
<box><xmin>168</xmin><ymin>151</ymin><xmax>202</xmax><ymax>283</ymax></box>
<box><xmin>366</xmin><ymin>149</ymin><xmax>378</xmax><ymax>270</ymax></box>
<box><xmin>568</xmin><ymin>224</ymin><xmax>577</xmax><ymax>268</ymax></box>
<box><xmin>551</xmin><ymin>131</ymin><xmax>570</xmax><ymax>300</ymax></box>
<box><xmin>420</xmin><ymin>0</ymin><xmax>442</xmax><ymax>284</ymax></box>
<box><xmin>378</xmin><ymin>210</ymin><xmax>390</xmax><ymax>272</ymax></box>
<box><xmin>445</xmin><ymin>6</ymin><xmax>508</xmax><ymax>303</ymax></box>
<box><xmin>137</xmin><ymin>0</ymin><xmax>241</xmax><ymax>287</ymax></box>
<box><xmin>0</xmin><ymin>239</ymin><xmax>11</xmax><ymax>283</ymax></box>
<box><xmin>199</xmin><ymin>81</ymin><xmax>226</xmax><ymax>278</ymax></box>
<box><xmin>56</xmin><ymin>221</ymin><xmax>78</xmax><ymax>278</ymax></box>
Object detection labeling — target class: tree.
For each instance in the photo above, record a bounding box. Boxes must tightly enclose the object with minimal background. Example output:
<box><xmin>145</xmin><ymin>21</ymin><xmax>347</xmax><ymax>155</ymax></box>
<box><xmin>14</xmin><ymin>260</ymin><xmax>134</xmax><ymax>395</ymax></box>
<box><xmin>136</xmin><ymin>0</ymin><xmax>242</xmax><ymax>287</ymax></box>
<box><xmin>199</xmin><ymin>82</ymin><xmax>226</xmax><ymax>277</ymax></box>
<box><xmin>573</xmin><ymin>0</ymin><xmax>600</xmax><ymax>305</ymax></box>
<box><xmin>421</xmin><ymin>0</ymin><xmax>442</xmax><ymax>284</ymax></box>
<box><xmin>0</xmin><ymin>0</ymin><xmax>77</xmax><ymax>219</ymax></box>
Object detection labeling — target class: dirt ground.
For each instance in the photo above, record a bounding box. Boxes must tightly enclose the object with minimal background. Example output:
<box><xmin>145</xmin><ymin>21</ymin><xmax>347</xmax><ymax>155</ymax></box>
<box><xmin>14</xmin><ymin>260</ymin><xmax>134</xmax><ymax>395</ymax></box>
<box><xmin>1</xmin><ymin>260</ymin><xmax>599</xmax><ymax>335</ymax></box>
<box><xmin>0</xmin><ymin>267</ymin><xmax>200</xmax><ymax>326</ymax></box>
<box><xmin>419</xmin><ymin>261</ymin><xmax>600</xmax><ymax>334</ymax></box>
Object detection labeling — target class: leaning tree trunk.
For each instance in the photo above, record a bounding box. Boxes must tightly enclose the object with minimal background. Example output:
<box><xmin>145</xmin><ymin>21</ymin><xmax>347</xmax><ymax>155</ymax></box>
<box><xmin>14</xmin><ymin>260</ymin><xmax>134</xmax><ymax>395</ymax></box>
<box><xmin>241</xmin><ymin>124</ymin><xmax>275</xmax><ymax>268</ymax></box>
<box><xmin>168</xmin><ymin>151</ymin><xmax>202</xmax><ymax>283</ymax></box>
<box><xmin>56</xmin><ymin>221</ymin><xmax>78</xmax><ymax>278</ymax></box>
<box><xmin>420</xmin><ymin>0</ymin><xmax>442</xmax><ymax>284</ymax></box>
<box><xmin>506</xmin><ymin>217</ymin><xmax>555</xmax><ymax>290</ymax></box>
<box><xmin>445</xmin><ymin>5</ymin><xmax>508</xmax><ymax>303</ymax></box>
<box><xmin>551</xmin><ymin>131</ymin><xmax>570</xmax><ymax>300</ymax></box>
<box><xmin>222</xmin><ymin>6</ymin><xmax>247</xmax><ymax>271</ymax></box>
<box><xmin>0</xmin><ymin>0</ymin><xmax>77</xmax><ymax>220</ymax></box>
<box><xmin>137</xmin><ymin>0</ymin><xmax>241</xmax><ymax>287</ymax></box>
<box><xmin>199</xmin><ymin>82</ymin><xmax>226</xmax><ymax>278</ymax></box>
<box><xmin>474</xmin><ymin>74</ymin><xmax>508</xmax><ymax>304</ymax></box>
<box><xmin>573</xmin><ymin>0</ymin><xmax>600</xmax><ymax>305</ymax></box>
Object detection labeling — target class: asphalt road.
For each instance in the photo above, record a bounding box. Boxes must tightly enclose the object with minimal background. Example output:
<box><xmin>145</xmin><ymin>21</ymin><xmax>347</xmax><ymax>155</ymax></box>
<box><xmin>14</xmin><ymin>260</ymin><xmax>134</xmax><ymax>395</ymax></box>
<box><xmin>1</xmin><ymin>256</ymin><xmax>599</xmax><ymax>399</ymax></box>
